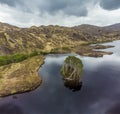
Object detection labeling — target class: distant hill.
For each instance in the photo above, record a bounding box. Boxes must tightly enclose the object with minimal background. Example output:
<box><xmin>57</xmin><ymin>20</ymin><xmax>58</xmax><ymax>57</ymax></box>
<box><xmin>104</xmin><ymin>23</ymin><xmax>120</xmax><ymax>31</ymax></box>
<box><xmin>73</xmin><ymin>24</ymin><xmax>101</xmax><ymax>31</ymax></box>
<box><xmin>0</xmin><ymin>22</ymin><xmax>20</xmax><ymax>32</ymax></box>
<box><xmin>72</xmin><ymin>24</ymin><xmax>109</xmax><ymax>35</ymax></box>
<box><xmin>0</xmin><ymin>22</ymin><xmax>120</xmax><ymax>55</ymax></box>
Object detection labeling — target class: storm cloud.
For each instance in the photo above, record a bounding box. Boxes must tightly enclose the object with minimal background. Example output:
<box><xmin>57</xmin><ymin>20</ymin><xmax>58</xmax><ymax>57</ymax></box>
<box><xmin>0</xmin><ymin>0</ymin><xmax>90</xmax><ymax>16</ymax></box>
<box><xmin>0</xmin><ymin>0</ymin><xmax>120</xmax><ymax>27</ymax></box>
<box><xmin>100</xmin><ymin>0</ymin><xmax>120</xmax><ymax>10</ymax></box>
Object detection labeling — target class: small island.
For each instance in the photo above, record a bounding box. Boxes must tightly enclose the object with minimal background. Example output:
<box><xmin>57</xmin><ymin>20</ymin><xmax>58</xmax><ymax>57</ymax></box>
<box><xmin>61</xmin><ymin>56</ymin><xmax>83</xmax><ymax>91</ymax></box>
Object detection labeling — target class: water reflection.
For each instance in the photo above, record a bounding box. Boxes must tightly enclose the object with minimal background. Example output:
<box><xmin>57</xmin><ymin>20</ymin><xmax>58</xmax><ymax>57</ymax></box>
<box><xmin>0</xmin><ymin>103</ymin><xmax>24</xmax><ymax>114</ymax></box>
<box><xmin>105</xmin><ymin>102</ymin><xmax>120</xmax><ymax>114</ymax></box>
<box><xmin>64</xmin><ymin>81</ymin><xmax>83</xmax><ymax>92</ymax></box>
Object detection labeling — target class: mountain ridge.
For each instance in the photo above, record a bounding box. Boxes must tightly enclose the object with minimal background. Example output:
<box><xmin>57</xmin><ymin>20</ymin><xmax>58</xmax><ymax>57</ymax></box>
<box><xmin>0</xmin><ymin>21</ymin><xmax>120</xmax><ymax>31</ymax></box>
<box><xmin>103</xmin><ymin>23</ymin><xmax>120</xmax><ymax>31</ymax></box>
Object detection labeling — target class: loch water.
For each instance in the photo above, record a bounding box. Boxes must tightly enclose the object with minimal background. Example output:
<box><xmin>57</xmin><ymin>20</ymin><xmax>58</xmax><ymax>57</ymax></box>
<box><xmin>0</xmin><ymin>40</ymin><xmax>120</xmax><ymax>114</ymax></box>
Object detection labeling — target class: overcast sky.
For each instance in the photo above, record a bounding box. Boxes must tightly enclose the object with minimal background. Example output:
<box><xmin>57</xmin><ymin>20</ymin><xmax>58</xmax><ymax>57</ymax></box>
<box><xmin>0</xmin><ymin>0</ymin><xmax>120</xmax><ymax>27</ymax></box>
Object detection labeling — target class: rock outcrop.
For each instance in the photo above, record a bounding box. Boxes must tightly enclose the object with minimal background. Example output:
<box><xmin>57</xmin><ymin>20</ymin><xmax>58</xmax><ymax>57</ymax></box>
<box><xmin>61</xmin><ymin>56</ymin><xmax>83</xmax><ymax>91</ymax></box>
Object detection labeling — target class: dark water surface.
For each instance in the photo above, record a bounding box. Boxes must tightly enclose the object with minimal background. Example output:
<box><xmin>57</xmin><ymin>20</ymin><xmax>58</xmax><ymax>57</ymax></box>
<box><xmin>0</xmin><ymin>40</ymin><xmax>120</xmax><ymax>114</ymax></box>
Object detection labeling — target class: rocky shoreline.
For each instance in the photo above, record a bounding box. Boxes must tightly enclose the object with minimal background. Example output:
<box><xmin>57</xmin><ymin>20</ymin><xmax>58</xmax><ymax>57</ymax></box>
<box><xmin>91</xmin><ymin>45</ymin><xmax>115</xmax><ymax>49</ymax></box>
<box><xmin>51</xmin><ymin>44</ymin><xmax>114</xmax><ymax>57</ymax></box>
<box><xmin>75</xmin><ymin>45</ymin><xmax>114</xmax><ymax>57</ymax></box>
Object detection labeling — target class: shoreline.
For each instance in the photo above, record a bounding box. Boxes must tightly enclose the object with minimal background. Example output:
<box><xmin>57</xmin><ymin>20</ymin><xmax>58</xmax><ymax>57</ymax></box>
<box><xmin>0</xmin><ymin>40</ymin><xmax>116</xmax><ymax>97</ymax></box>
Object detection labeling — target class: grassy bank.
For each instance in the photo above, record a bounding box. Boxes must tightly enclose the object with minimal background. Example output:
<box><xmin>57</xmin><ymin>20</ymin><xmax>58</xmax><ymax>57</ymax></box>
<box><xmin>0</xmin><ymin>47</ymin><xmax>68</xmax><ymax>66</ymax></box>
<box><xmin>0</xmin><ymin>51</ymin><xmax>43</xmax><ymax>66</ymax></box>
<box><xmin>0</xmin><ymin>39</ymin><xmax>115</xmax><ymax>67</ymax></box>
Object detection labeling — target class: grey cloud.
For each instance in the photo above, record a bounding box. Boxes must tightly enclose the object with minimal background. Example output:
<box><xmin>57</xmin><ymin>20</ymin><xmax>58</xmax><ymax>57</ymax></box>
<box><xmin>0</xmin><ymin>0</ymin><xmax>15</xmax><ymax>6</ymax></box>
<box><xmin>0</xmin><ymin>0</ymin><xmax>120</xmax><ymax>27</ymax></box>
<box><xmin>38</xmin><ymin>0</ymin><xmax>89</xmax><ymax>16</ymax></box>
<box><xmin>63</xmin><ymin>0</ymin><xmax>88</xmax><ymax>16</ymax></box>
<box><xmin>105</xmin><ymin>102</ymin><xmax>120</xmax><ymax>114</ymax></box>
<box><xmin>0</xmin><ymin>0</ymin><xmax>22</xmax><ymax>6</ymax></box>
<box><xmin>38</xmin><ymin>0</ymin><xmax>68</xmax><ymax>13</ymax></box>
<box><xmin>100</xmin><ymin>0</ymin><xmax>120</xmax><ymax>10</ymax></box>
<box><xmin>0</xmin><ymin>0</ymin><xmax>89</xmax><ymax>16</ymax></box>
<box><xmin>1</xmin><ymin>0</ymin><xmax>120</xmax><ymax>15</ymax></box>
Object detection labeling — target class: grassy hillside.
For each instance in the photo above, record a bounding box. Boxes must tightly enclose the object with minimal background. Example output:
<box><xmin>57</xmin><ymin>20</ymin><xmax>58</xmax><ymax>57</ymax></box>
<box><xmin>104</xmin><ymin>23</ymin><xmax>120</xmax><ymax>31</ymax></box>
<box><xmin>0</xmin><ymin>22</ymin><xmax>120</xmax><ymax>55</ymax></box>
